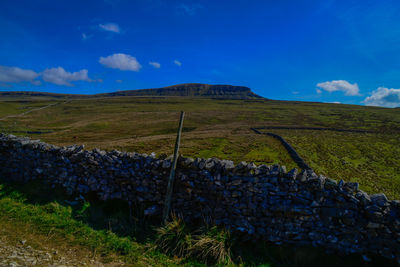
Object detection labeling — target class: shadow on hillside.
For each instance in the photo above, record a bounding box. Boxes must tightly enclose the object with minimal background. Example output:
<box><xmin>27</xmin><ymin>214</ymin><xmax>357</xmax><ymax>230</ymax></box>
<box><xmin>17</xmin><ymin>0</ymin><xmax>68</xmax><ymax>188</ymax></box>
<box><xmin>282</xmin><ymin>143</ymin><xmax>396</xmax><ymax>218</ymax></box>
<box><xmin>0</xmin><ymin>178</ymin><xmax>397</xmax><ymax>267</ymax></box>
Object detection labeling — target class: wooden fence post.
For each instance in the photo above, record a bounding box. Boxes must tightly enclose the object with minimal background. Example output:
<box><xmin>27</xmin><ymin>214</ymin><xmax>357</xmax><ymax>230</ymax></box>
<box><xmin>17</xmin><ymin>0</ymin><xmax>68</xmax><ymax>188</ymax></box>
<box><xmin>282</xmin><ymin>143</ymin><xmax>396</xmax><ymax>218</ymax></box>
<box><xmin>162</xmin><ymin>111</ymin><xmax>185</xmax><ymax>224</ymax></box>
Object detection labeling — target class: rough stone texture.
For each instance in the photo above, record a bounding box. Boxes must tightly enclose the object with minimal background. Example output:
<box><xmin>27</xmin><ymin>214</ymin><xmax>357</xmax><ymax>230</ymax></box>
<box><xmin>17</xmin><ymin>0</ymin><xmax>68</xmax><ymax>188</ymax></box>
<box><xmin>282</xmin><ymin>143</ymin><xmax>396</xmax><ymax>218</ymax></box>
<box><xmin>0</xmin><ymin>133</ymin><xmax>399</xmax><ymax>263</ymax></box>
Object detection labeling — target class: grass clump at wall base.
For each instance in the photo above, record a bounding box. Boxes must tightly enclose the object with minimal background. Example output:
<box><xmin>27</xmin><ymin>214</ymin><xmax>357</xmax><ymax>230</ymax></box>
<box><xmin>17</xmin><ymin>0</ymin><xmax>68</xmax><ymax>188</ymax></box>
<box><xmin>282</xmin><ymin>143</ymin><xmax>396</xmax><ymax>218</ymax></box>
<box><xmin>189</xmin><ymin>226</ymin><xmax>233</xmax><ymax>266</ymax></box>
<box><xmin>154</xmin><ymin>216</ymin><xmax>234</xmax><ymax>266</ymax></box>
<box><xmin>155</xmin><ymin>215</ymin><xmax>192</xmax><ymax>258</ymax></box>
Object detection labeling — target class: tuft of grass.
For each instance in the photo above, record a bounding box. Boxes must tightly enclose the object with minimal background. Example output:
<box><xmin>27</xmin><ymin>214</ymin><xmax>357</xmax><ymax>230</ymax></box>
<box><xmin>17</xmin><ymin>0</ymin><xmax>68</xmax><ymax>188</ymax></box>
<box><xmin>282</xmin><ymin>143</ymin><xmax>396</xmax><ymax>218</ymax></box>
<box><xmin>190</xmin><ymin>226</ymin><xmax>233</xmax><ymax>266</ymax></box>
<box><xmin>154</xmin><ymin>215</ymin><xmax>192</xmax><ymax>258</ymax></box>
<box><xmin>154</xmin><ymin>216</ymin><xmax>233</xmax><ymax>266</ymax></box>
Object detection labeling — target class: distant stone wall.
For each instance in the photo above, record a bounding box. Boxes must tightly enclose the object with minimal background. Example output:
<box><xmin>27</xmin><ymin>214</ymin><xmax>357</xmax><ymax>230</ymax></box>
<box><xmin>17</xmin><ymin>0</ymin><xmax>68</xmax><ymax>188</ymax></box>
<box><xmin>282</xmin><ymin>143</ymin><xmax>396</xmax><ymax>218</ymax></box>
<box><xmin>0</xmin><ymin>133</ymin><xmax>399</xmax><ymax>263</ymax></box>
<box><xmin>251</xmin><ymin>128</ymin><xmax>311</xmax><ymax>170</ymax></box>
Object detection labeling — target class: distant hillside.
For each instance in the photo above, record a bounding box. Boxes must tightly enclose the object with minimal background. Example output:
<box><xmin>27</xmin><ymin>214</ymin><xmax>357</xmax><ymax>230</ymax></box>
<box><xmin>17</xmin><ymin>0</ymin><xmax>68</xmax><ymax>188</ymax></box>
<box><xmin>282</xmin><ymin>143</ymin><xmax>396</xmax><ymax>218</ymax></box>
<box><xmin>0</xmin><ymin>83</ymin><xmax>264</xmax><ymax>100</ymax></box>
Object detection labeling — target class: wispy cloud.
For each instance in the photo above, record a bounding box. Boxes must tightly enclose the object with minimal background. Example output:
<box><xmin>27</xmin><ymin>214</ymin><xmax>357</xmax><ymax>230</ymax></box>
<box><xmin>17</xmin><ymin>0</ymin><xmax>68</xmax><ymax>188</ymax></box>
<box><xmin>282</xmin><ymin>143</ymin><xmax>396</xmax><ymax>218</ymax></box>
<box><xmin>149</xmin><ymin>61</ymin><xmax>161</xmax><ymax>68</ymax></box>
<box><xmin>41</xmin><ymin>67</ymin><xmax>96</xmax><ymax>86</ymax></box>
<box><xmin>116</xmin><ymin>79</ymin><xmax>123</xmax><ymax>83</ymax></box>
<box><xmin>81</xmin><ymin>33</ymin><xmax>90</xmax><ymax>40</ymax></box>
<box><xmin>99</xmin><ymin>53</ymin><xmax>142</xmax><ymax>71</ymax></box>
<box><xmin>0</xmin><ymin>65</ymin><xmax>40</xmax><ymax>85</ymax></box>
<box><xmin>363</xmin><ymin>87</ymin><xmax>400</xmax><ymax>108</ymax></box>
<box><xmin>316</xmin><ymin>80</ymin><xmax>360</xmax><ymax>96</ymax></box>
<box><xmin>174</xmin><ymin>60</ymin><xmax>182</xmax><ymax>67</ymax></box>
<box><xmin>99</xmin><ymin>22</ymin><xmax>121</xmax><ymax>33</ymax></box>
<box><xmin>177</xmin><ymin>3</ymin><xmax>203</xmax><ymax>15</ymax></box>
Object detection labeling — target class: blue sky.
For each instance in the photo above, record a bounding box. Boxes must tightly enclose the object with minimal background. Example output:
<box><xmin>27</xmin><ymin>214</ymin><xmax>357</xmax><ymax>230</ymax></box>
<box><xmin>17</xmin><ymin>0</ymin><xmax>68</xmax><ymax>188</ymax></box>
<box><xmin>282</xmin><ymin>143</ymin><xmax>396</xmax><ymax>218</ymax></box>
<box><xmin>1</xmin><ymin>0</ymin><xmax>400</xmax><ymax>107</ymax></box>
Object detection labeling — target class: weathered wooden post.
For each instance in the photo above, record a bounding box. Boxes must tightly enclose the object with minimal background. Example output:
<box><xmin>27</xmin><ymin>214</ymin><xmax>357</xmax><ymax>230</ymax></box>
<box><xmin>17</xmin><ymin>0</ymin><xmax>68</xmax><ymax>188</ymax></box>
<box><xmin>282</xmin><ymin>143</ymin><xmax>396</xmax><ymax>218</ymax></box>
<box><xmin>162</xmin><ymin>111</ymin><xmax>185</xmax><ymax>224</ymax></box>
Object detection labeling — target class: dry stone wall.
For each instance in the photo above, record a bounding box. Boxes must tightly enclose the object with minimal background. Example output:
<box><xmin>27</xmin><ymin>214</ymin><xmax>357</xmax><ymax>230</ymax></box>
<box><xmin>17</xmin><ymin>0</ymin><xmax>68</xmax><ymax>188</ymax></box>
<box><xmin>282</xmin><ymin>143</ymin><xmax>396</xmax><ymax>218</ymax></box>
<box><xmin>0</xmin><ymin>133</ymin><xmax>399</xmax><ymax>263</ymax></box>
<box><xmin>251</xmin><ymin>128</ymin><xmax>311</xmax><ymax>170</ymax></box>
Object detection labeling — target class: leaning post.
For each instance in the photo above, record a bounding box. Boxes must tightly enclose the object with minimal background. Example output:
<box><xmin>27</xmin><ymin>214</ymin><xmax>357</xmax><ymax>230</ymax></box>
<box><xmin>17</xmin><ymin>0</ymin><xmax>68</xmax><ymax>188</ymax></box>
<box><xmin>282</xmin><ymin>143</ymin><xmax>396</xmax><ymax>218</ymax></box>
<box><xmin>162</xmin><ymin>111</ymin><xmax>185</xmax><ymax>224</ymax></box>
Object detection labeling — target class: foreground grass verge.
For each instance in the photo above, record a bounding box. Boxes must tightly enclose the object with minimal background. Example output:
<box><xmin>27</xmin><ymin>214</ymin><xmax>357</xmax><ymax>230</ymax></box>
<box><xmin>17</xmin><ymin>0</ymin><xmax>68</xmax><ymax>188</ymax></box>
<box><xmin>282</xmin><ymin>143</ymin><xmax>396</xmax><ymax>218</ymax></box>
<box><xmin>0</xmin><ymin>182</ymin><xmax>183</xmax><ymax>266</ymax></box>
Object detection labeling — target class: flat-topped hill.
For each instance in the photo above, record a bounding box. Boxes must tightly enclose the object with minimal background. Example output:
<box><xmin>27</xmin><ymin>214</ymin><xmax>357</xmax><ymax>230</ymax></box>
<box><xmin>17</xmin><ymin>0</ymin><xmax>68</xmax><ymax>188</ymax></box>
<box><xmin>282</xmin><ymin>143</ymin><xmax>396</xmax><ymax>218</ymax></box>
<box><xmin>0</xmin><ymin>83</ymin><xmax>263</xmax><ymax>100</ymax></box>
<box><xmin>98</xmin><ymin>83</ymin><xmax>263</xmax><ymax>99</ymax></box>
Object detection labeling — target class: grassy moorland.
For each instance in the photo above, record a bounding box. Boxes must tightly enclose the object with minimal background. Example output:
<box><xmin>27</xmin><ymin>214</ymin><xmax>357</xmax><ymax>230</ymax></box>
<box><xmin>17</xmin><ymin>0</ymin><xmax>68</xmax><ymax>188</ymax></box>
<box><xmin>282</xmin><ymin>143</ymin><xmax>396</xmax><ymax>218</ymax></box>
<box><xmin>0</xmin><ymin>96</ymin><xmax>400</xmax><ymax>198</ymax></box>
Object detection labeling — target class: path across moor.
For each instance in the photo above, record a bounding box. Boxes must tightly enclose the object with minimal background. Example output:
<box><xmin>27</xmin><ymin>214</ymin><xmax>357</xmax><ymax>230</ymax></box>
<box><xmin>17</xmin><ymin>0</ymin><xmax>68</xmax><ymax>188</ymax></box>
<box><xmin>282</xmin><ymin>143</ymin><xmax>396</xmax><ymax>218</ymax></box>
<box><xmin>0</xmin><ymin>101</ymin><xmax>71</xmax><ymax>121</ymax></box>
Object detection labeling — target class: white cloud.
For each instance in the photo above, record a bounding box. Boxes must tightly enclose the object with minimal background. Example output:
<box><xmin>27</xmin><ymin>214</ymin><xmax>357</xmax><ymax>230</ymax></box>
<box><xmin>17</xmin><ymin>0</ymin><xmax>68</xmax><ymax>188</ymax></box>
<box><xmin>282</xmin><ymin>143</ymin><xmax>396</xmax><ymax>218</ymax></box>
<box><xmin>363</xmin><ymin>87</ymin><xmax>400</xmax><ymax>108</ymax></box>
<box><xmin>316</xmin><ymin>89</ymin><xmax>322</xmax><ymax>94</ymax></box>
<box><xmin>99</xmin><ymin>53</ymin><xmax>142</xmax><ymax>71</ymax></box>
<box><xmin>99</xmin><ymin>23</ymin><xmax>121</xmax><ymax>33</ymax></box>
<box><xmin>292</xmin><ymin>91</ymin><xmax>299</xmax><ymax>95</ymax></box>
<box><xmin>0</xmin><ymin>65</ymin><xmax>40</xmax><ymax>85</ymax></box>
<box><xmin>0</xmin><ymin>65</ymin><xmax>99</xmax><ymax>87</ymax></box>
<box><xmin>174</xmin><ymin>60</ymin><xmax>182</xmax><ymax>66</ymax></box>
<box><xmin>41</xmin><ymin>67</ymin><xmax>93</xmax><ymax>86</ymax></box>
<box><xmin>149</xmin><ymin>61</ymin><xmax>161</xmax><ymax>69</ymax></box>
<box><xmin>316</xmin><ymin>80</ymin><xmax>360</xmax><ymax>96</ymax></box>
<box><xmin>116</xmin><ymin>79</ymin><xmax>122</xmax><ymax>83</ymax></box>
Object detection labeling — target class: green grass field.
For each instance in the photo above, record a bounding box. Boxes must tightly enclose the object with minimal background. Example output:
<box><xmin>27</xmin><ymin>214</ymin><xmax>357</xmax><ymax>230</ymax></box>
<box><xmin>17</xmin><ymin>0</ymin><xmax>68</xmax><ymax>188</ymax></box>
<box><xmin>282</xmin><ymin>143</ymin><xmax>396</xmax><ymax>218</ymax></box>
<box><xmin>1</xmin><ymin>96</ymin><xmax>399</xmax><ymax>198</ymax></box>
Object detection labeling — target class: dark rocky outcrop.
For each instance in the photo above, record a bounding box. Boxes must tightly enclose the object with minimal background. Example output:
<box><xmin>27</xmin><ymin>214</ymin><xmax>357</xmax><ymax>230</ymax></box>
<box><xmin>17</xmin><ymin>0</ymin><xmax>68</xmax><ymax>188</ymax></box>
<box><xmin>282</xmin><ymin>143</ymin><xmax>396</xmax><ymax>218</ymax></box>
<box><xmin>0</xmin><ymin>133</ymin><xmax>399</xmax><ymax>263</ymax></box>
